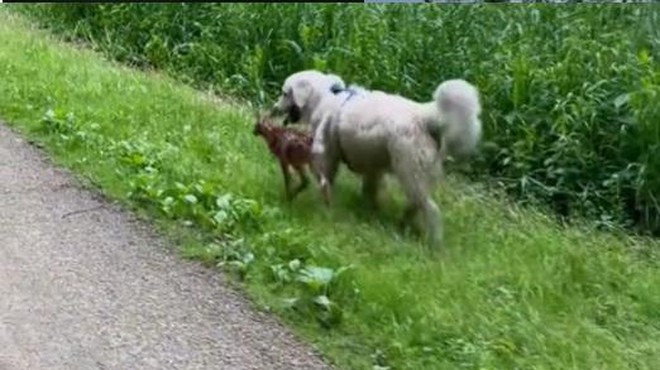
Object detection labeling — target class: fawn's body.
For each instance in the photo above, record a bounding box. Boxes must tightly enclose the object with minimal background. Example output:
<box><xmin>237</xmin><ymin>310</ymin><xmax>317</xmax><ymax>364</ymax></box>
<box><xmin>253</xmin><ymin>115</ymin><xmax>316</xmax><ymax>202</ymax></box>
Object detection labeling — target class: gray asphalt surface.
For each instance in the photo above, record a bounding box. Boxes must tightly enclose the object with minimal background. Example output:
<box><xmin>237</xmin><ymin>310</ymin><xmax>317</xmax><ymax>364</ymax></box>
<box><xmin>0</xmin><ymin>123</ymin><xmax>332</xmax><ymax>370</ymax></box>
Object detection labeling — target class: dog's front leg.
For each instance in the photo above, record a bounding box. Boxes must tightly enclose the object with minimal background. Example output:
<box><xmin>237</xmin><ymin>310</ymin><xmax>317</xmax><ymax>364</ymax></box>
<box><xmin>312</xmin><ymin>152</ymin><xmax>333</xmax><ymax>206</ymax></box>
<box><xmin>319</xmin><ymin>155</ymin><xmax>340</xmax><ymax>206</ymax></box>
<box><xmin>311</xmin><ymin>117</ymin><xmax>335</xmax><ymax>206</ymax></box>
<box><xmin>311</xmin><ymin>112</ymin><xmax>343</xmax><ymax>206</ymax></box>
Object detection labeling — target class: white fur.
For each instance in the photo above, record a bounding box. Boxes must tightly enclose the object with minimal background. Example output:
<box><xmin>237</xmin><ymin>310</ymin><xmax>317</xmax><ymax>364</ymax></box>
<box><xmin>273</xmin><ymin>70</ymin><xmax>482</xmax><ymax>248</ymax></box>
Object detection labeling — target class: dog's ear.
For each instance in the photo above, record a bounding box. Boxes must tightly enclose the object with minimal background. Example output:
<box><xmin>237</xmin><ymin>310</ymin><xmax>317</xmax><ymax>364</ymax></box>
<box><xmin>291</xmin><ymin>80</ymin><xmax>311</xmax><ymax>109</ymax></box>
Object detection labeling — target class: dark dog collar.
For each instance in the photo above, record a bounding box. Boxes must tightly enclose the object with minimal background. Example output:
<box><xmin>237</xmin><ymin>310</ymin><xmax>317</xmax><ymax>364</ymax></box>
<box><xmin>330</xmin><ymin>84</ymin><xmax>345</xmax><ymax>94</ymax></box>
<box><xmin>330</xmin><ymin>86</ymin><xmax>358</xmax><ymax>107</ymax></box>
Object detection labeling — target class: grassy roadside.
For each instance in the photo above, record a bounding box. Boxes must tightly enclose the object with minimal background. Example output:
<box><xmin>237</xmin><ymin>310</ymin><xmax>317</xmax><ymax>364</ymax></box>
<box><xmin>1</xmin><ymin>10</ymin><xmax>659</xmax><ymax>370</ymax></box>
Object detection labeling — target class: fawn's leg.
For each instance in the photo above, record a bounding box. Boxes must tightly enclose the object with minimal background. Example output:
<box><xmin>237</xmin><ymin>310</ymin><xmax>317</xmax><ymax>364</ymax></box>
<box><xmin>289</xmin><ymin>164</ymin><xmax>310</xmax><ymax>201</ymax></box>
<box><xmin>279</xmin><ymin>161</ymin><xmax>293</xmax><ymax>201</ymax></box>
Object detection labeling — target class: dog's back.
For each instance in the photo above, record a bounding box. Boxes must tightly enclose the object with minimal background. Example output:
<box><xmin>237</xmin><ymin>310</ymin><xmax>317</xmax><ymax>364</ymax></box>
<box><xmin>334</xmin><ymin>93</ymin><xmax>431</xmax><ymax>174</ymax></box>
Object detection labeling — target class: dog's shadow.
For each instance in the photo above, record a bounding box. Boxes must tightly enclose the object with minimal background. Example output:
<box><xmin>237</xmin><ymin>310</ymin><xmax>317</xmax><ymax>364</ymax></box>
<box><xmin>283</xmin><ymin>175</ymin><xmax>428</xmax><ymax>245</ymax></box>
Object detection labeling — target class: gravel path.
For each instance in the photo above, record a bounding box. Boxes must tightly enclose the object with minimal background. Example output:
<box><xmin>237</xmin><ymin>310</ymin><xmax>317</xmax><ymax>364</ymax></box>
<box><xmin>0</xmin><ymin>123</ymin><xmax>332</xmax><ymax>370</ymax></box>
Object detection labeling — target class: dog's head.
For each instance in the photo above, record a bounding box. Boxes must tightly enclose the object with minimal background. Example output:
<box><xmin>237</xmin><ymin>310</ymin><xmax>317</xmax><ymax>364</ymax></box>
<box><xmin>271</xmin><ymin>70</ymin><xmax>345</xmax><ymax>126</ymax></box>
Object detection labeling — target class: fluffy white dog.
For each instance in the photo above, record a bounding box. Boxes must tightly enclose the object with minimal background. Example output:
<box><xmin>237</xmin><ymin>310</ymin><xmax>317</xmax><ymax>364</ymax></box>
<box><xmin>271</xmin><ymin>70</ymin><xmax>482</xmax><ymax>248</ymax></box>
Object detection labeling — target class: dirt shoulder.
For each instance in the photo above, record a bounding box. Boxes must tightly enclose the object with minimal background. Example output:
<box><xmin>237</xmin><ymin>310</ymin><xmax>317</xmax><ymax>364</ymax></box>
<box><xmin>0</xmin><ymin>123</ymin><xmax>331</xmax><ymax>370</ymax></box>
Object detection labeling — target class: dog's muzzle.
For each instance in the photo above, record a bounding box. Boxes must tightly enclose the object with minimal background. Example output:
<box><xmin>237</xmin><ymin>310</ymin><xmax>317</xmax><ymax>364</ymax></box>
<box><xmin>284</xmin><ymin>105</ymin><xmax>301</xmax><ymax>126</ymax></box>
<box><xmin>269</xmin><ymin>104</ymin><xmax>300</xmax><ymax>126</ymax></box>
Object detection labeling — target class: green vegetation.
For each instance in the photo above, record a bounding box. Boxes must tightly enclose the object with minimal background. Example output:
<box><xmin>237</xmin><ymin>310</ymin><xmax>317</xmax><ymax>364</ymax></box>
<box><xmin>1</xmin><ymin>8</ymin><xmax>659</xmax><ymax>370</ymax></box>
<box><xmin>18</xmin><ymin>3</ymin><xmax>660</xmax><ymax>235</ymax></box>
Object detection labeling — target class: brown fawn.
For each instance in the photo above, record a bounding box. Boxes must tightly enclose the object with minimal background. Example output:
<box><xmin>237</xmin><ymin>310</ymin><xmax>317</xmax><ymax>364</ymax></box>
<box><xmin>253</xmin><ymin>112</ymin><xmax>317</xmax><ymax>202</ymax></box>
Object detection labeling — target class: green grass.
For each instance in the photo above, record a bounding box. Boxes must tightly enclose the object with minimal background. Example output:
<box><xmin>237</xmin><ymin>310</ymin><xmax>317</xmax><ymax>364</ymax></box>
<box><xmin>1</xmin><ymin>10</ymin><xmax>659</xmax><ymax>370</ymax></box>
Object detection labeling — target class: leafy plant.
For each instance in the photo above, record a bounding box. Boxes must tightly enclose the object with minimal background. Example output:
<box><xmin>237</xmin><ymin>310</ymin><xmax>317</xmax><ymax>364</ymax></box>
<box><xmin>273</xmin><ymin>258</ymin><xmax>352</xmax><ymax>329</ymax></box>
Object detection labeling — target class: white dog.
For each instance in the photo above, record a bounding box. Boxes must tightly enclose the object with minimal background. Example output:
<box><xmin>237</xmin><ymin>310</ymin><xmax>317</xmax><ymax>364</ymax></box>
<box><xmin>271</xmin><ymin>70</ymin><xmax>482</xmax><ymax>248</ymax></box>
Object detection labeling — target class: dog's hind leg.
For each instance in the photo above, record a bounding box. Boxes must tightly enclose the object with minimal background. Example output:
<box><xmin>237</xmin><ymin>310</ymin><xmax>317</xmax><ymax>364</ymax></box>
<box><xmin>398</xmin><ymin>202</ymin><xmax>418</xmax><ymax>231</ymax></box>
<box><xmin>399</xmin><ymin>190</ymin><xmax>442</xmax><ymax>248</ymax></box>
<box><xmin>391</xmin><ymin>140</ymin><xmax>443</xmax><ymax>248</ymax></box>
<box><xmin>396</xmin><ymin>188</ymin><xmax>442</xmax><ymax>246</ymax></box>
<box><xmin>421</xmin><ymin>198</ymin><xmax>442</xmax><ymax>248</ymax></box>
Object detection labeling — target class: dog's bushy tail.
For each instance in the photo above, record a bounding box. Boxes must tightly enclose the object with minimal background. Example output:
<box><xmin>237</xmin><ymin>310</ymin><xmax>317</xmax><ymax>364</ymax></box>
<box><xmin>431</xmin><ymin>79</ymin><xmax>482</xmax><ymax>158</ymax></box>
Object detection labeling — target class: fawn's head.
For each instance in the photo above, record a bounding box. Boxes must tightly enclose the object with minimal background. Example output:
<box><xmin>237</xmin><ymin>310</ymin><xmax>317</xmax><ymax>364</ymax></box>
<box><xmin>252</xmin><ymin>111</ymin><xmax>274</xmax><ymax>137</ymax></box>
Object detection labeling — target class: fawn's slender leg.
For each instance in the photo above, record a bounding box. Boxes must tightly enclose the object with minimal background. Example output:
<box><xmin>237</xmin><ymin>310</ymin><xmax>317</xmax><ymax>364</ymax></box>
<box><xmin>290</xmin><ymin>164</ymin><xmax>310</xmax><ymax>201</ymax></box>
<box><xmin>279</xmin><ymin>161</ymin><xmax>293</xmax><ymax>201</ymax></box>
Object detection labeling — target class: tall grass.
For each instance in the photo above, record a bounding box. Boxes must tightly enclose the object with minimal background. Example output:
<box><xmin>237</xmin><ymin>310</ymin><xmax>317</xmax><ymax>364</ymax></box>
<box><xmin>17</xmin><ymin>4</ymin><xmax>660</xmax><ymax>235</ymax></box>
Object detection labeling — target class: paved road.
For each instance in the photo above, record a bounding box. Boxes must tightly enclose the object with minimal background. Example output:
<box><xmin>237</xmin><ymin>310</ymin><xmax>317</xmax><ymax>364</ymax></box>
<box><xmin>0</xmin><ymin>123</ymin><xmax>332</xmax><ymax>370</ymax></box>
